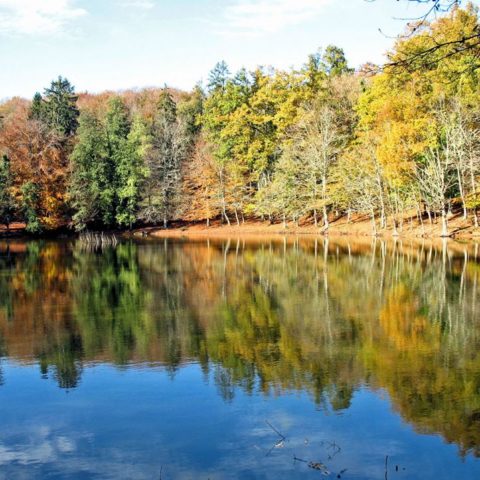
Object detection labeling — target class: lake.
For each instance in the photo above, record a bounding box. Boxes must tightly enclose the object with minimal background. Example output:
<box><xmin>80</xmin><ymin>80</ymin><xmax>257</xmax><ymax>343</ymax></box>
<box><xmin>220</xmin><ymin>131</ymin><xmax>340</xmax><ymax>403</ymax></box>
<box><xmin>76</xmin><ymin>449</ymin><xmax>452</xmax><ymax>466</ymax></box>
<box><xmin>0</xmin><ymin>236</ymin><xmax>479</xmax><ymax>479</ymax></box>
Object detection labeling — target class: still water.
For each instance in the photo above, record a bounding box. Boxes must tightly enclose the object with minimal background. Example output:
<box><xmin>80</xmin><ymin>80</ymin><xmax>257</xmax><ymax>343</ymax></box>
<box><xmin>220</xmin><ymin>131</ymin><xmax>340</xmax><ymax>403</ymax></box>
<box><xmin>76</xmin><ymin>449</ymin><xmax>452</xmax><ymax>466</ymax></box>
<box><xmin>0</xmin><ymin>236</ymin><xmax>479</xmax><ymax>479</ymax></box>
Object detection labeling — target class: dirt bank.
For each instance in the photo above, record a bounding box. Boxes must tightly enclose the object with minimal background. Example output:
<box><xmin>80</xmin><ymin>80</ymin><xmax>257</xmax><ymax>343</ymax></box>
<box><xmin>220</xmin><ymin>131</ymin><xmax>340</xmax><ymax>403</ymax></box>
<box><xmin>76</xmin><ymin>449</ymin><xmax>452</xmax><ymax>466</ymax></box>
<box><xmin>138</xmin><ymin>212</ymin><xmax>480</xmax><ymax>240</ymax></box>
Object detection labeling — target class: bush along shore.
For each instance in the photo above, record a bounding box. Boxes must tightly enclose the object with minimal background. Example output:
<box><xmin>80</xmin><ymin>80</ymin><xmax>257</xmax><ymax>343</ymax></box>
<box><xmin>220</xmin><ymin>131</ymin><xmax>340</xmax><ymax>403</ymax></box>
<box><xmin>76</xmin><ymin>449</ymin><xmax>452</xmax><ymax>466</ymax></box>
<box><xmin>2</xmin><ymin>6</ymin><xmax>480</xmax><ymax>240</ymax></box>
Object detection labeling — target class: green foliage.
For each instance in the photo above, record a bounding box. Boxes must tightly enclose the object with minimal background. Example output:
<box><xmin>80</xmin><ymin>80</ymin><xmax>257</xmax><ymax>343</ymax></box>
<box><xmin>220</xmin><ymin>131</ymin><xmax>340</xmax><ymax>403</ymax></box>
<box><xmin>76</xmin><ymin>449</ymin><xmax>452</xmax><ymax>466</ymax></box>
<box><xmin>37</xmin><ymin>76</ymin><xmax>79</xmax><ymax>137</ymax></box>
<box><xmin>178</xmin><ymin>85</ymin><xmax>204</xmax><ymax>137</ymax></box>
<box><xmin>69</xmin><ymin>111</ymin><xmax>110</xmax><ymax>230</ymax></box>
<box><xmin>322</xmin><ymin>45</ymin><xmax>353</xmax><ymax>77</ymax></box>
<box><xmin>207</xmin><ymin>61</ymin><xmax>230</xmax><ymax>92</ymax></box>
<box><xmin>29</xmin><ymin>93</ymin><xmax>43</xmax><ymax>121</ymax></box>
<box><xmin>0</xmin><ymin>155</ymin><xmax>15</xmax><ymax>228</ymax></box>
<box><xmin>116</xmin><ymin>116</ymin><xmax>149</xmax><ymax>229</ymax></box>
<box><xmin>21</xmin><ymin>182</ymin><xmax>42</xmax><ymax>233</ymax></box>
<box><xmin>70</xmin><ymin>98</ymin><xmax>150</xmax><ymax>230</ymax></box>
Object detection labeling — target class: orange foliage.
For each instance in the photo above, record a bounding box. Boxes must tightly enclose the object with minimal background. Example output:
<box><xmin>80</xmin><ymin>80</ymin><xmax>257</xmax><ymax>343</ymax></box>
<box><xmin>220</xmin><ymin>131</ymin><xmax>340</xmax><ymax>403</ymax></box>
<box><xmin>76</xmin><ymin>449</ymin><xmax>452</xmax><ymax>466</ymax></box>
<box><xmin>0</xmin><ymin>98</ymin><xmax>69</xmax><ymax>229</ymax></box>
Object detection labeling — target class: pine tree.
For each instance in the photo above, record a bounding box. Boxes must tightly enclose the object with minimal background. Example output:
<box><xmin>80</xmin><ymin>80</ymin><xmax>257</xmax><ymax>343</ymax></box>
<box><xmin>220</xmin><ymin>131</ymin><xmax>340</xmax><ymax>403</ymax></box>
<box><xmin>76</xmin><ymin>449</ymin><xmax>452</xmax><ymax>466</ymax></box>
<box><xmin>29</xmin><ymin>93</ymin><xmax>44</xmax><ymax>121</ymax></box>
<box><xmin>207</xmin><ymin>61</ymin><xmax>230</xmax><ymax>92</ymax></box>
<box><xmin>178</xmin><ymin>84</ymin><xmax>204</xmax><ymax>138</ymax></box>
<box><xmin>103</xmin><ymin>96</ymin><xmax>132</xmax><ymax>227</ymax></box>
<box><xmin>69</xmin><ymin>111</ymin><xmax>109</xmax><ymax>230</ymax></box>
<box><xmin>116</xmin><ymin>116</ymin><xmax>149</xmax><ymax>229</ymax></box>
<box><xmin>41</xmin><ymin>76</ymin><xmax>79</xmax><ymax>137</ymax></box>
<box><xmin>21</xmin><ymin>182</ymin><xmax>42</xmax><ymax>233</ymax></box>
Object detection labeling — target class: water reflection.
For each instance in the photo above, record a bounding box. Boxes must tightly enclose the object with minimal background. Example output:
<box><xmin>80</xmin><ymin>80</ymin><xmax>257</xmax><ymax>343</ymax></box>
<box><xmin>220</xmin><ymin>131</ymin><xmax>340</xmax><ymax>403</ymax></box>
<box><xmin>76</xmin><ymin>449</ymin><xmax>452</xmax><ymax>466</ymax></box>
<box><xmin>0</xmin><ymin>236</ymin><xmax>480</xmax><ymax>459</ymax></box>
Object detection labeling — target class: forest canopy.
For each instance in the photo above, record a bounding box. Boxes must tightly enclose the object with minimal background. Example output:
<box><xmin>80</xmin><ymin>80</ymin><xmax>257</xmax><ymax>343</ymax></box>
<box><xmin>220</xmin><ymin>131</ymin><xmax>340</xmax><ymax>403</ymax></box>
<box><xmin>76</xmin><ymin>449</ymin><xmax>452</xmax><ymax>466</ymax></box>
<box><xmin>1</xmin><ymin>4</ymin><xmax>480</xmax><ymax>236</ymax></box>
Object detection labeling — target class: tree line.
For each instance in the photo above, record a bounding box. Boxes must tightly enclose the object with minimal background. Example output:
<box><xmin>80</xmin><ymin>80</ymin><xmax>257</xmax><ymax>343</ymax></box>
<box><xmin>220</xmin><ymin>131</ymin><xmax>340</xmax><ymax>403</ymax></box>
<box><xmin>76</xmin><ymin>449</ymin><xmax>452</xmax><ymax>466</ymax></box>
<box><xmin>1</xmin><ymin>4</ymin><xmax>480</xmax><ymax>235</ymax></box>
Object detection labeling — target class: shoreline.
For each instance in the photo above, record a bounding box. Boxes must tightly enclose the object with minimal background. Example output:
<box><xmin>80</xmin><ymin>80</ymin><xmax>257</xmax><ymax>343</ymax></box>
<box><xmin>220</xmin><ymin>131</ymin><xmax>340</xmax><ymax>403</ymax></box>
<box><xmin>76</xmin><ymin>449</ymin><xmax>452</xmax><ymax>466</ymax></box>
<box><xmin>3</xmin><ymin>215</ymin><xmax>480</xmax><ymax>241</ymax></box>
<box><xmin>136</xmin><ymin>216</ymin><xmax>480</xmax><ymax>241</ymax></box>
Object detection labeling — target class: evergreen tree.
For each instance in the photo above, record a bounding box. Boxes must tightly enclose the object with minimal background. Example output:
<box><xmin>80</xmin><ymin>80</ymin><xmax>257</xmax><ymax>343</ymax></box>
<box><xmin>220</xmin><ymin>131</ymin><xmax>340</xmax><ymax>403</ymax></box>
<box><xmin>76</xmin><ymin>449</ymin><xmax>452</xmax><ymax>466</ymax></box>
<box><xmin>207</xmin><ymin>61</ymin><xmax>230</xmax><ymax>92</ymax></box>
<box><xmin>0</xmin><ymin>155</ymin><xmax>15</xmax><ymax>230</ymax></box>
<box><xmin>105</xmin><ymin>96</ymin><xmax>131</xmax><ymax>145</ymax></box>
<box><xmin>41</xmin><ymin>76</ymin><xmax>79</xmax><ymax>137</ymax></box>
<box><xmin>29</xmin><ymin>92</ymin><xmax>44</xmax><ymax>121</ymax></box>
<box><xmin>178</xmin><ymin>84</ymin><xmax>204</xmax><ymax>138</ymax></box>
<box><xmin>69</xmin><ymin>111</ymin><xmax>109</xmax><ymax>230</ymax></box>
<box><xmin>21</xmin><ymin>182</ymin><xmax>42</xmax><ymax>233</ymax></box>
<box><xmin>104</xmin><ymin>96</ymin><xmax>132</xmax><ymax>227</ymax></box>
<box><xmin>322</xmin><ymin>45</ymin><xmax>353</xmax><ymax>77</ymax></box>
<box><xmin>303</xmin><ymin>50</ymin><xmax>326</xmax><ymax>95</ymax></box>
<box><xmin>71</xmin><ymin>101</ymin><xmax>147</xmax><ymax>230</ymax></box>
<box><xmin>116</xmin><ymin>116</ymin><xmax>149</xmax><ymax>229</ymax></box>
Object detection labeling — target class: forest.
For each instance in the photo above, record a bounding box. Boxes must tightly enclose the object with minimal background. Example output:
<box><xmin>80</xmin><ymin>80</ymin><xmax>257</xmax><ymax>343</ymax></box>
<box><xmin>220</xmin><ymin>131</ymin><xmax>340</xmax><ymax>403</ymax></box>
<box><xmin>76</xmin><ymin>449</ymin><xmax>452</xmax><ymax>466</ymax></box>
<box><xmin>1</xmin><ymin>4</ymin><xmax>480</xmax><ymax>236</ymax></box>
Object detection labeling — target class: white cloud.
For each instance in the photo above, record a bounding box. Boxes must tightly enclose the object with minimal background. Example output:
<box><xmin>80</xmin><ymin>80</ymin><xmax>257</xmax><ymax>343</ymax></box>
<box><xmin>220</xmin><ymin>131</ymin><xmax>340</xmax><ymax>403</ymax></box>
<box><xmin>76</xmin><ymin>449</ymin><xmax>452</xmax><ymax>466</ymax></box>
<box><xmin>121</xmin><ymin>0</ymin><xmax>155</xmax><ymax>9</ymax></box>
<box><xmin>0</xmin><ymin>0</ymin><xmax>86</xmax><ymax>36</ymax></box>
<box><xmin>222</xmin><ymin>0</ymin><xmax>332</xmax><ymax>36</ymax></box>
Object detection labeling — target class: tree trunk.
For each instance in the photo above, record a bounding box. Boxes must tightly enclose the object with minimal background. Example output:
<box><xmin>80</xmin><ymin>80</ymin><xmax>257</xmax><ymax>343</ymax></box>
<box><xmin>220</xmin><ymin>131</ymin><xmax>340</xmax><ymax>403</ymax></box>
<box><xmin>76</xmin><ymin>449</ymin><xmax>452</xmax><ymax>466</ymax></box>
<box><xmin>470</xmin><ymin>155</ymin><xmax>478</xmax><ymax>228</ymax></box>
<box><xmin>313</xmin><ymin>209</ymin><xmax>318</xmax><ymax>228</ymax></box>
<box><xmin>441</xmin><ymin>207</ymin><xmax>449</xmax><ymax>237</ymax></box>
<box><xmin>392</xmin><ymin>218</ymin><xmax>399</xmax><ymax>237</ymax></box>
<box><xmin>378</xmin><ymin>189</ymin><xmax>386</xmax><ymax>229</ymax></box>
<box><xmin>371</xmin><ymin>209</ymin><xmax>377</xmax><ymax>236</ymax></box>
<box><xmin>223</xmin><ymin>210</ymin><xmax>231</xmax><ymax>225</ymax></box>
<box><xmin>322</xmin><ymin>176</ymin><xmax>329</xmax><ymax>232</ymax></box>
<box><xmin>234</xmin><ymin>208</ymin><xmax>240</xmax><ymax>226</ymax></box>
<box><xmin>417</xmin><ymin>207</ymin><xmax>425</xmax><ymax>237</ymax></box>
<box><xmin>380</xmin><ymin>209</ymin><xmax>386</xmax><ymax>229</ymax></box>
<box><xmin>220</xmin><ymin>171</ymin><xmax>230</xmax><ymax>226</ymax></box>
<box><xmin>457</xmin><ymin>167</ymin><xmax>468</xmax><ymax>219</ymax></box>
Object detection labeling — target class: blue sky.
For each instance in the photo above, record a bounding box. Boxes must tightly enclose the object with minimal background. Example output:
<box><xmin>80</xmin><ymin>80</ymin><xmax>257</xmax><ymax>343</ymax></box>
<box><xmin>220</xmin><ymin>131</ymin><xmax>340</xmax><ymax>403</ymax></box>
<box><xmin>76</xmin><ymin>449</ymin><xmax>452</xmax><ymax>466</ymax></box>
<box><xmin>0</xmin><ymin>0</ymin><xmax>474</xmax><ymax>99</ymax></box>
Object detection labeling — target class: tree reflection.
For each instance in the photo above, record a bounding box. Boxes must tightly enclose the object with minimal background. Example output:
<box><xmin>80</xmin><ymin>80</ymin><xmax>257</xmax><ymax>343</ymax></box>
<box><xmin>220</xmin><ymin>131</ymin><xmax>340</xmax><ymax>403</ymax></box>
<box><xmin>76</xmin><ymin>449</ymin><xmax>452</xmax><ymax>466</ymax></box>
<box><xmin>0</xmin><ymin>237</ymin><xmax>479</xmax><ymax>455</ymax></box>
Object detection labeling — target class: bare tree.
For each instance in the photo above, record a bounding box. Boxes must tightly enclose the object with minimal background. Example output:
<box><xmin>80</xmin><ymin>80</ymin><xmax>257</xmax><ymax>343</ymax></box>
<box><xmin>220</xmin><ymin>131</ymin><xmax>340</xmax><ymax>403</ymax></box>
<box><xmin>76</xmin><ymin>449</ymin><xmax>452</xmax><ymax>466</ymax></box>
<box><xmin>367</xmin><ymin>1</ymin><xmax>478</xmax><ymax>73</ymax></box>
<box><xmin>414</xmin><ymin>146</ymin><xmax>456</xmax><ymax>237</ymax></box>
<box><xmin>140</xmin><ymin>91</ymin><xmax>188</xmax><ymax>228</ymax></box>
<box><xmin>300</xmin><ymin>105</ymin><xmax>343</xmax><ymax>232</ymax></box>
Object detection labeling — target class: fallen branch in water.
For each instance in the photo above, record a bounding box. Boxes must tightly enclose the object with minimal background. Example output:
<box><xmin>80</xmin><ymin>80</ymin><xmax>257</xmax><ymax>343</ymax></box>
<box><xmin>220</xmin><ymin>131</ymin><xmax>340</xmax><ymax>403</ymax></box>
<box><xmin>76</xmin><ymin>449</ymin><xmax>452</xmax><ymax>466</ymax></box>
<box><xmin>320</xmin><ymin>440</ymin><xmax>342</xmax><ymax>460</ymax></box>
<box><xmin>308</xmin><ymin>461</ymin><xmax>330</xmax><ymax>475</ymax></box>
<box><xmin>265</xmin><ymin>420</ymin><xmax>286</xmax><ymax>456</ymax></box>
<box><xmin>265</xmin><ymin>420</ymin><xmax>285</xmax><ymax>440</ymax></box>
